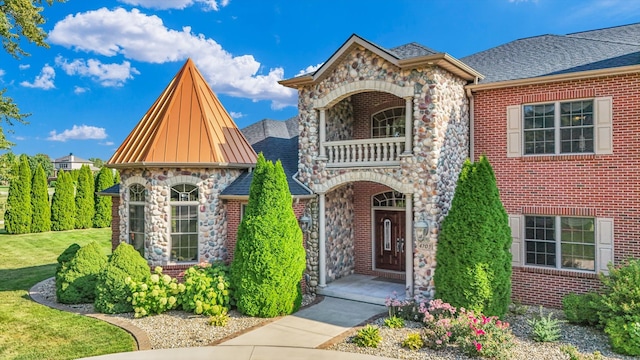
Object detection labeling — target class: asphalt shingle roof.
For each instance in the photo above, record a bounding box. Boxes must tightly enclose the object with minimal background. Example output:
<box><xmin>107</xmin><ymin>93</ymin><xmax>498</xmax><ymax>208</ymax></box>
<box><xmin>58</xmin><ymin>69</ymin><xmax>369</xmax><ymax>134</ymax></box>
<box><xmin>388</xmin><ymin>42</ymin><xmax>439</xmax><ymax>59</ymax></box>
<box><xmin>461</xmin><ymin>23</ymin><xmax>640</xmax><ymax>84</ymax></box>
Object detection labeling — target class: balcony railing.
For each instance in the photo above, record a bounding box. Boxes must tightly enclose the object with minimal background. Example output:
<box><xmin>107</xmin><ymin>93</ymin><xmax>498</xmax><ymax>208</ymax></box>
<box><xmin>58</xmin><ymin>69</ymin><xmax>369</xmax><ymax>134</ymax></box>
<box><xmin>322</xmin><ymin>137</ymin><xmax>406</xmax><ymax>167</ymax></box>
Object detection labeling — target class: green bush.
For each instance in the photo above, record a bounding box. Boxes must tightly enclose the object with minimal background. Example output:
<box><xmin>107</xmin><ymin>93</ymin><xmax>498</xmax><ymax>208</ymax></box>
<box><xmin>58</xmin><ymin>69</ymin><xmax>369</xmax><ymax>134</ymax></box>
<box><xmin>56</xmin><ymin>242</ymin><xmax>107</xmax><ymax>304</ymax></box>
<box><xmin>456</xmin><ymin>310</ymin><xmax>514</xmax><ymax>359</ymax></box>
<box><xmin>230</xmin><ymin>154</ymin><xmax>306</xmax><ymax>317</ymax></box>
<box><xmin>352</xmin><ymin>325</ymin><xmax>381</xmax><ymax>348</ymax></box>
<box><xmin>383</xmin><ymin>316</ymin><xmax>404</xmax><ymax>329</ymax></box>
<box><xmin>55</xmin><ymin>243</ymin><xmax>81</xmax><ymax>294</ymax></box>
<box><xmin>75</xmin><ymin>165</ymin><xmax>94</xmax><ymax>229</ymax></box>
<box><xmin>30</xmin><ymin>164</ymin><xmax>51</xmax><ymax>233</ymax></box>
<box><xmin>208</xmin><ymin>312</ymin><xmax>230</xmax><ymax>327</ymax></box>
<box><xmin>604</xmin><ymin>318</ymin><xmax>640</xmax><ymax>356</ymax></box>
<box><xmin>401</xmin><ymin>332</ymin><xmax>423</xmax><ymax>350</ymax></box>
<box><xmin>181</xmin><ymin>262</ymin><xmax>233</xmax><ymax>316</ymax></box>
<box><xmin>562</xmin><ymin>292</ymin><xmax>601</xmax><ymax>326</ymax></box>
<box><xmin>94</xmin><ymin>243</ymin><xmax>150</xmax><ymax>314</ymax></box>
<box><xmin>93</xmin><ymin>166</ymin><xmax>113</xmax><ymax>228</ymax></box>
<box><xmin>5</xmin><ymin>155</ymin><xmax>32</xmax><ymax>234</ymax></box>
<box><xmin>527</xmin><ymin>307</ymin><xmax>563</xmax><ymax>342</ymax></box>
<box><xmin>51</xmin><ymin>170</ymin><xmax>76</xmax><ymax>231</ymax></box>
<box><xmin>127</xmin><ymin>266</ymin><xmax>184</xmax><ymax>317</ymax></box>
<box><xmin>560</xmin><ymin>345</ymin><xmax>604</xmax><ymax>360</ymax></box>
<box><xmin>434</xmin><ymin>156</ymin><xmax>512</xmax><ymax>317</ymax></box>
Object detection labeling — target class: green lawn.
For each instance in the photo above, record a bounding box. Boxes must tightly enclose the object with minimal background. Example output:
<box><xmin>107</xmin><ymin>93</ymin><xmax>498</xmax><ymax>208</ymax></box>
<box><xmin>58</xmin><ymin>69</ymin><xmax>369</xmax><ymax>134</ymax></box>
<box><xmin>0</xmin><ymin>228</ymin><xmax>137</xmax><ymax>359</ymax></box>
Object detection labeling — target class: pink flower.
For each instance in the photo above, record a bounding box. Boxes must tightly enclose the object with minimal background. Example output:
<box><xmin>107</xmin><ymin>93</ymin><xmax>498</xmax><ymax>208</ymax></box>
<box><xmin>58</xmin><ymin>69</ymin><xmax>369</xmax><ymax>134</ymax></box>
<box><xmin>446</xmin><ymin>332</ymin><xmax>452</xmax><ymax>337</ymax></box>
<box><xmin>475</xmin><ymin>341</ymin><xmax>482</xmax><ymax>352</ymax></box>
<box><xmin>482</xmin><ymin>315</ymin><xmax>490</xmax><ymax>324</ymax></box>
<box><xmin>436</xmin><ymin>339</ymin><xmax>442</xmax><ymax>345</ymax></box>
<box><xmin>475</xmin><ymin>328</ymin><xmax>486</xmax><ymax>336</ymax></box>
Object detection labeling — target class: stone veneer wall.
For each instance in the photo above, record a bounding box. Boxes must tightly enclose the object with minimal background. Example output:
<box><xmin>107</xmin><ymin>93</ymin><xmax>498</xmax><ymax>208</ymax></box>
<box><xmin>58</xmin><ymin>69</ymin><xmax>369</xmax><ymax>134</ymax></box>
<box><xmin>325</xmin><ymin>185</ymin><xmax>355</xmax><ymax>281</ymax></box>
<box><xmin>296</xmin><ymin>46</ymin><xmax>469</xmax><ymax>298</ymax></box>
<box><xmin>325</xmin><ymin>98</ymin><xmax>353</xmax><ymax>141</ymax></box>
<box><xmin>118</xmin><ymin>168</ymin><xmax>242</xmax><ymax>266</ymax></box>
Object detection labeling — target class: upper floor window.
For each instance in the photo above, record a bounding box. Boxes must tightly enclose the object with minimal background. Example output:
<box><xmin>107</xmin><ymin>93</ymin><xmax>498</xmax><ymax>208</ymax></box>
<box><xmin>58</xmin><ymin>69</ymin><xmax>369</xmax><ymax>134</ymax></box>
<box><xmin>523</xmin><ymin>100</ymin><xmax>594</xmax><ymax>155</ymax></box>
<box><xmin>128</xmin><ymin>184</ymin><xmax>146</xmax><ymax>257</ymax></box>
<box><xmin>372</xmin><ymin>107</ymin><xmax>405</xmax><ymax>138</ymax></box>
<box><xmin>170</xmin><ymin>184</ymin><xmax>199</xmax><ymax>263</ymax></box>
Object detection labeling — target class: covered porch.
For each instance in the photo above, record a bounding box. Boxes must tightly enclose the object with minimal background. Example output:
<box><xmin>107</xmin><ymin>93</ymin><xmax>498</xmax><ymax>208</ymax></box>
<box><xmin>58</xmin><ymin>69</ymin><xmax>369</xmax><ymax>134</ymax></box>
<box><xmin>316</xmin><ymin>274</ymin><xmax>406</xmax><ymax>306</ymax></box>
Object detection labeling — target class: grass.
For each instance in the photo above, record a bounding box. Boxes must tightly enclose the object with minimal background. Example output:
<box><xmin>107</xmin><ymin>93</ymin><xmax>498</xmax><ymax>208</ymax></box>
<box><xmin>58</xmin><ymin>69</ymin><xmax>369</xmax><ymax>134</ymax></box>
<box><xmin>0</xmin><ymin>228</ymin><xmax>137</xmax><ymax>360</ymax></box>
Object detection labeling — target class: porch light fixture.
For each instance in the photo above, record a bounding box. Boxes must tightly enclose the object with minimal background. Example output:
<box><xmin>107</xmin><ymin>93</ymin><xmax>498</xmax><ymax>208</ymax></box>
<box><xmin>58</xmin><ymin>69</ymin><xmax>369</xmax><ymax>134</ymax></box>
<box><xmin>414</xmin><ymin>212</ymin><xmax>429</xmax><ymax>242</ymax></box>
<box><xmin>299</xmin><ymin>213</ymin><xmax>312</xmax><ymax>232</ymax></box>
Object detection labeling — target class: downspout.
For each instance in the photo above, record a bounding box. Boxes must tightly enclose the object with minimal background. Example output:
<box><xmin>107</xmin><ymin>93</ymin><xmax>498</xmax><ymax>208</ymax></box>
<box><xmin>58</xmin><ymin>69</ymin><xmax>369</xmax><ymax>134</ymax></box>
<box><xmin>466</xmin><ymin>85</ymin><xmax>475</xmax><ymax>162</ymax></box>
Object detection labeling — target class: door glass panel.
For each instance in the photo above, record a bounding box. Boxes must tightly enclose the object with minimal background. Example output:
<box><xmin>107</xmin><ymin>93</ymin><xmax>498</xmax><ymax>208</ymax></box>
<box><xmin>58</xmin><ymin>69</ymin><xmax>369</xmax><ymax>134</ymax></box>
<box><xmin>384</xmin><ymin>219</ymin><xmax>392</xmax><ymax>251</ymax></box>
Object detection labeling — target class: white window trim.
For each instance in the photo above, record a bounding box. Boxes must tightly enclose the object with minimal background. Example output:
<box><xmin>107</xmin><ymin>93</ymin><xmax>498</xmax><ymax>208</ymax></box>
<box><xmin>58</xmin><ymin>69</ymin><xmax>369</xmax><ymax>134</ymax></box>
<box><xmin>371</xmin><ymin>106</ymin><xmax>406</xmax><ymax>139</ymax></box>
<box><xmin>168</xmin><ymin>184</ymin><xmax>200</xmax><ymax>264</ymax></box>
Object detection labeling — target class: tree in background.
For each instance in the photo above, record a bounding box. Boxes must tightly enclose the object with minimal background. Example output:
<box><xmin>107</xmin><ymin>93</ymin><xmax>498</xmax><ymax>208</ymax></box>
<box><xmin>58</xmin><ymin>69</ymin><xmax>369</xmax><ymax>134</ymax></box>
<box><xmin>0</xmin><ymin>152</ymin><xmax>17</xmax><ymax>184</ymax></box>
<box><xmin>93</xmin><ymin>166</ymin><xmax>113</xmax><ymax>228</ymax></box>
<box><xmin>0</xmin><ymin>0</ymin><xmax>64</xmax><ymax>150</ymax></box>
<box><xmin>230</xmin><ymin>154</ymin><xmax>306</xmax><ymax>317</ymax></box>
<box><xmin>89</xmin><ymin>157</ymin><xmax>104</xmax><ymax>168</ymax></box>
<box><xmin>434</xmin><ymin>156</ymin><xmax>512</xmax><ymax>317</ymax></box>
<box><xmin>31</xmin><ymin>163</ymin><xmax>51</xmax><ymax>232</ymax></box>
<box><xmin>74</xmin><ymin>165</ymin><xmax>94</xmax><ymax>229</ymax></box>
<box><xmin>114</xmin><ymin>169</ymin><xmax>121</xmax><ymax>185</ymax></box>
<box><xmin>51</xmin><ymin>170</ymin><xmax>76</xmax><ymax>231</ymax></box>
<box><xmin>4</xmin><ymin>154</ymin><xmax>32</xmax><ymax>234</ymax></box>
<box><xmin>28</xmin><ymin>153</ymin><xmax>54</xmax><ymax>179</ymax></box>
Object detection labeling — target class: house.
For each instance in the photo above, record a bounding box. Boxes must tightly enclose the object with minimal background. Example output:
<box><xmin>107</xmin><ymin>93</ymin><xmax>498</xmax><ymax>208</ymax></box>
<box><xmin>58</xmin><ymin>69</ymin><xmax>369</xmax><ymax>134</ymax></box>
<box><xmin>52</xmin><ymin>153</ymin><xmax>99</xmax><ymax>176</ymax></box>
<box><xmin>106</xmin><ymin>23</ymin><xmax>640</xmax><ymax>307</ymax></box>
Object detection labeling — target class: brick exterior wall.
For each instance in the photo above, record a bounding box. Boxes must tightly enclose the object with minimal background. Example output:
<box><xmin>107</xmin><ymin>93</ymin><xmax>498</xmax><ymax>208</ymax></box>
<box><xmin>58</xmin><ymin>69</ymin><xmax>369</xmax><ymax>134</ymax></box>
<box><xmin>472</xmin><ymin>73</ymin><xmax>640</xmax><ymax>307</ymax></box>
<box><xmin>351</xmin><ymin>92</ymin><xmax>405</xmax><ymax>140</ymax></box>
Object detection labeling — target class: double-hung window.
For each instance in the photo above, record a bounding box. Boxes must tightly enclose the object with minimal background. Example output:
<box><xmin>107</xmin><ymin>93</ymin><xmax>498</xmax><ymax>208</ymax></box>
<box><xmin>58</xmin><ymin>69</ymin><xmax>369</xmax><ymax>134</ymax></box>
<box><xmin>170</xmin><ymin>184</ymin><xmax>199</xmax><ymax>263</ymax></box>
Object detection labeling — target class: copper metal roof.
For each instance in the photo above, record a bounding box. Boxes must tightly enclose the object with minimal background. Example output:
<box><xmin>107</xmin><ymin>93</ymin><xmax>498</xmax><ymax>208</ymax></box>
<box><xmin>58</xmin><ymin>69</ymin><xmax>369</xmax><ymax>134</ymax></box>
<box><xmin>107</xmin><ymin>58</ymin><xmax>257</xmax><ymax>168</ymax></box>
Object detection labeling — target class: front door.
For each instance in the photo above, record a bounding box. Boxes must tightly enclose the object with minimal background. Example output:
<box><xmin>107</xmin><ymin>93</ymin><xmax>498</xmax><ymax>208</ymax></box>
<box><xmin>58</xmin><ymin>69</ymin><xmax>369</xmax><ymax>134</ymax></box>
<box><xmin>375</xmin><ymin>210</ymin><xmax>405</xmax><ymax>271</ymax></box>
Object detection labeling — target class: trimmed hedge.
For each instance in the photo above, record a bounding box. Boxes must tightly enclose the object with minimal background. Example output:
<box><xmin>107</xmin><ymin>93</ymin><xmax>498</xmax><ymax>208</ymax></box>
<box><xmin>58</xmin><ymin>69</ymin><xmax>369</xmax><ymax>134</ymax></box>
<box><xmin>75</xmin><ymin>165</ymin><xmax>94</xmax><ymax>229</ymax></box>
<box><xmin>5</xmin><ymin>155</ymin><xmax>32</xmax><ymax>234</ymax></box>
<box><xmin>31</xmin><ymin>163</ymin><xmax>51</xmax><ymax>233</ymax></box>
<box><xmin>51</xmin><ymin>170</ymin><xmax>76</xmax><ymax>231</ymax></box>
<box><xmin>56</xmin><ymin>242</ymin><xmax>108</xmax><ymax>304</ymax></box>
<box><xmin>93</xmin><ymin>166</ymin><xmax>113</xmax><ymax>228</ymax></box>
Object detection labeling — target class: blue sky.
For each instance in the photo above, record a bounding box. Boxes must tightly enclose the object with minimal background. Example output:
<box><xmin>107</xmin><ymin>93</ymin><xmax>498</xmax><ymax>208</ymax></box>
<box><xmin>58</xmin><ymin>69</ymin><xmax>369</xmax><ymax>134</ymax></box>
<box><xmin>1</xmin><ymin>0</ymin><xmax>639</xmax><ymax>161</ymax></box>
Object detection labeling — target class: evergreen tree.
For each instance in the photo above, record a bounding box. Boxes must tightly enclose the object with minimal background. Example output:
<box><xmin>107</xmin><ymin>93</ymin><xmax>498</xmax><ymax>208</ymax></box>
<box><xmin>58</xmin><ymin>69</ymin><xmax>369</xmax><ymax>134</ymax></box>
<box><xmin>114</xmin><ymin>169</ymin><xmax>121</xmax><ymax>185</ymax></box>
<box><xmin>93</xmin><ymin>166</ymin><xmax>113</xmax><ymax>228</ymax></box>
<box><xmin>5</xmin><ymin>154</ymin><xmax>32</xmax><ymax>234</ymax></box>
<box><xmin>230</xmin><ymin>154</ymin><xmax>306</xmax><ymax>317</ymax></box>
<box><xmin>74</xmin><ymin>165</ymin><xmax>94</xmax><ymax>229</ymax></box>
<box><xmin>51</xmin><ymin>170</ymin><xmax>76</xmax><ymax>231</ymax></box>
<box><xmin>30</xmin><ymin>163</ymin><xmax>51</xmax><ymax>232</ymax></box>
<box><xmin>434</xmin><ymin>156</ymin><xmax>512</xmax><ymax>317</ymax></box>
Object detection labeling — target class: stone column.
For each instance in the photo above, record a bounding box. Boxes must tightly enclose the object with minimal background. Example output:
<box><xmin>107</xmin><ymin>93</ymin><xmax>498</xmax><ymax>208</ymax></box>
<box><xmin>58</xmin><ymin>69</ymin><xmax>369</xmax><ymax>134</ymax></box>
<box><xmin>318</xmin><ymin>108</ymin><xmax>327</xmax><ymax>159</ymax></box>
<box><xmin>405</xmin><ymin>192</ymin><xmax>414</xmax><ymax>297</ymax></box>
<box><xmin>318</xmin><ymin>192</ymin><xmax>327</xmax><ymax>287</ymax></box>
<box><xmin>404</xmin><ymin>97</ymin><xmax>412</xmax><ymax>155</ymax></box>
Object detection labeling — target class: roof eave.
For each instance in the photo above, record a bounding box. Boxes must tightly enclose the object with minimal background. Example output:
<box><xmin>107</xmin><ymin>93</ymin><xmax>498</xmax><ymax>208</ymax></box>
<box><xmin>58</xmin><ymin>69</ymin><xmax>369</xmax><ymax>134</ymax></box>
<box><xmin>398</xmin><ymin>53</ymin><xmax>484</xmax><ymax>81</ymax></box>
<box><xmin>105</xmin><ymin>162</ymin><xmax>255</xmax><ymax>169</ymax></box>
<box><xmin>219</xmin><ymin>194</ymin><xmax>316</xmax><ymax>200</ymax></box>
<box><xmin>279</xmin><ymin>75</ymin><xmax>314</xmax><ymax>88</ymax></box>
<box><xmin>467</xmin><ymin>64</ymin><xmax>640</xmax><ymax>91</ymax></box>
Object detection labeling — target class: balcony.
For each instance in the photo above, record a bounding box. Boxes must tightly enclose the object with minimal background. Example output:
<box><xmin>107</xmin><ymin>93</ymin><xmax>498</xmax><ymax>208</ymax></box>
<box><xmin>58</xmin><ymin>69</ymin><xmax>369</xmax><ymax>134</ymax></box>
<box><xmin>322</xmin><ymin>137</ymin><xmax>406</xmax><ymax>167</ymax></box>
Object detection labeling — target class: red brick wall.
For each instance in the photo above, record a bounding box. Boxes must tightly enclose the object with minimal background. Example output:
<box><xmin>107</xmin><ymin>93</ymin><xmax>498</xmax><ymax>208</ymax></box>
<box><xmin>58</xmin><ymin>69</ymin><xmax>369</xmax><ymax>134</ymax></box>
<box><xmin>351</xmin><ymin>92</ymin><xmax>405</xmax><ymax>140</ymax></box>
<box><xmin>473</xmin><ymin>73</ymin><xmax>640</xmax><ymax>307</ymax></box>
<box><xmin>353</xmin><ymin>181</ymin><xmax>405</xmax><ymax>281</ymax></box>
<box><xmin>111</xmin><ymin>197</ymin><xmax>120</xmax><ymax>251</ymax></box>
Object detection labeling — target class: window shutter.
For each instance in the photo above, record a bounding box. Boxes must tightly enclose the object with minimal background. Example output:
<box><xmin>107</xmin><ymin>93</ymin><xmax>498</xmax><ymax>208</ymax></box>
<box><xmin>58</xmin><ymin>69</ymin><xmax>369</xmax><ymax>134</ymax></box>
<box><xmin>596</xmin><ymin>217</ymin><xmax>614</xmax><ymax>275</ymax></box>
<box><xmin>506</xmin><ymin>105</ymin><xmax>522</xmax><ymax>158</ymax></box>
<box><xmin>509</xmin><ymin>215</ymin><xmax>523</xmax><ymax>266</ymax></box>
<box><xmin>594</xmin><ymin>97</ymin><xmax>613</xmax><ymax>155</ymax></box>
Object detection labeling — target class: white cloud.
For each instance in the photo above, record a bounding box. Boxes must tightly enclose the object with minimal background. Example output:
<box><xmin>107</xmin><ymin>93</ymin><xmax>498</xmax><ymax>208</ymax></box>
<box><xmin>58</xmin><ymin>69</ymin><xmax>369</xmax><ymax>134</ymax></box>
<box><xmin>118</xmin><ymin>0</ymin><xmax>229</xmax><ymax>11</ymax></box>
<box><xmin>20</xmin><ymin>64</ymin><xmax>56</xmax><ymax>90</ymax></box>
<box><xmin>49</xmin><ymin>7</ymin><xmax>296</xmax><ymax>109</ymax></box>
<box><xmin>74</xmin><ymin>86</ymin><xmax>89</xmax><ymax>94</ymax></box>
<box><xmin>229</xmin><ymin>111</ymin><xmax>245</xmax><ymax>118</ymax></box>
<box><xmin>14</xmin><ymin>136</ymin><xmax>25</xmax><ymax>141</ymax></box>
<box><xmin>0</xmin><ymin>69</ymin><xmax>4</xmax><ymax>78</ymax></box>
<box><xmin>100</xmin><ymin>141</ymin><xmax>115</xmax><ymax>146</ymax></box>
<box><xmin>18</xmin><ymin>64</ymin><xmax>30</xmax><ymax>70</ymax></box>
<box><xmin>296</xmin><ymin>63</ymin><xmax>324</xmax><ymax>76</ymax></box>
<box><xmin>56</xmin><ymin>56</ymin><xmax>139</xmax><ymax>87</ymax></box>
<box><xmin>47</xmin><ymin>125</ymin><xmax>108</xmax><ymax>142</ymax></box>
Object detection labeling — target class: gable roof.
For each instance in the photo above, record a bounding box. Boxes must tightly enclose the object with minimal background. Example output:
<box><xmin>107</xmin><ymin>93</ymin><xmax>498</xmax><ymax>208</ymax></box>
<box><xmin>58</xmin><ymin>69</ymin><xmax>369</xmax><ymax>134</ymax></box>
<box><xmin>53</xmin><ymin>153</ymin><xmax>92</xmax><ymax>164</ymax></box>
<box><xmin>241</xmin><ymin>116</ymin><xmax>299</xmax><ymax>145</ymax></box>
<box><xmin>107</xmin><ymin>58</ymin><xmax>257</xmax><ymax>169</ymax></box>
<box><xmin>280</xmin><ymin>34</ymin><xmax>482</xmax><ymax>88</ymax></box>
<box><xmin>462</xmin><ymin>23</ymin><xmax>640</xmax><ymax>85</ymax></box>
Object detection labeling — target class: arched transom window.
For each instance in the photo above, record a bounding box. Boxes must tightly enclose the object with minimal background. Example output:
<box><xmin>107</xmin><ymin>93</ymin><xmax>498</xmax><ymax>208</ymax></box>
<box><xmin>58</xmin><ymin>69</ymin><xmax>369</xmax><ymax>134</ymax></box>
<box><xmin>128</xmin><ymin>183</ymin><xmax>146</xmax><ymax>257</ymax></box>
<box><xmin>170</xmin><ymin>184</ymin><xmax>199</xmax><ymax>262</ymax></box>
<box><xmin>373</xmin><ymin>191</ymin><xmax>406</xmax><ymax>208</ymax></box>
<box><xmin>372</xmin><ymin>107</ymin><xmax>405</xmax><ymax>138</ymax></box>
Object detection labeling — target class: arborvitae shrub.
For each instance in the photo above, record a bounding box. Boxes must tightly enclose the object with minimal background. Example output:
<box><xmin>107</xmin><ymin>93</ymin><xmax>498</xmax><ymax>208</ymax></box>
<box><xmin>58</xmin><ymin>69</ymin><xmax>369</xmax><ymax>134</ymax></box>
<box><xmin>56</xmin><ymin>241</ymin><xmax>108</xmax><ymax>304</ymax></box>
<box><xmin>75</xmin><ymin>165</ymin><xmax>94</xmax><ymax>229</ymax></box>
<box><xmin>93</xmin><ymin>167</ymin><xmax>113</xmax><ymax>228</ymax></box>
<box><xmin>434</xmin><ymin>156</ymin><xmax>512</xmax><ymax>317</ymax></box>
<box><xmin>51</xmin><ymin>171</ymin><xmax>76</xmax><ymax>231</ymax></box>
<box><xmin>230</xmin><ymin>154</ymin><xmax>306</xmax><ymax>317</ymax></box>
<box><xmin>94</xmin><ymin>243</ymin><xmax>150</xmax><ymax>314</ymax></box>
<box><xmin>55</xmin><ymin>243</ymin><xmax>81</xmax><ymax>292</ymax></box>
<box><xmin>5</xmin><ymin>155</ymin><xmax>32</xmax><ymax>234</ymax></box>
<box><xmin>31</xmin><ymin>164</ymin><xmax>51</xmax><ymax>233</ymax></box>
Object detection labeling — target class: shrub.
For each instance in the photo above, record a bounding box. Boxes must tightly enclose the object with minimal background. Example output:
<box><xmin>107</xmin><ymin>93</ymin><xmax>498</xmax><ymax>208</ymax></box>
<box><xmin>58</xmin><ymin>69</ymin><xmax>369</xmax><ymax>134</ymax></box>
<box><xmin>434</xmin><ymin>156</ymin><xmax>512</xmax><ymax>317</ymax></box>
<box><xmin>401</xmin><ymin>333</ymin><xmax>423</xmax><ymax>350</ymax></box>
<box><xmin>604</xmin><ymin>318</ymin><xmax>640</xmax><ymax>356</ymax></box>
<box><xmin>93</xmin><ymin>166</ymin><xmax>113</xmax><ymax>228</ymax></box>
<box><xmin>419</xmin><ymin>299</ymin><xmax>458</xmax><ymax>349</ymax></box>
<box><xmin>5</xmin><ymin>155</ymin><xmax>32</xmax><ymax>234</ymax></box>
<box><xmin>456</xmin><ymin>310</ymin><xmax>514</xmax><ymax>359</ymax></box>
<box><xmin>509</xmin><ymin>299</ymin><xmax>528</xmax><ymax>315</ymax></box>
<box><xmin>56</xmin><ymin>242</ymin><xmax>107</xmax><ymax>304</ymax></box>
<box><xmin>31</xmin><ymin>164</ymin><xmax>51</xmax><ymax>233</ymax></box>
<box><xmin>75</xmin><ymin>165</ymin><xmax>94</xmax><ymax>229</ymax></box>
<box><xmin>55</xmin><ymin>243</ymin><xmax>81</xmax><ymax>295</ymax></box>
<box><xmin>51</xmin><ymin>170</ymin><xmax>76</xmax><ymax>231</ymax></box>
<box><xmin>352</xmin><ymin>325</ymin><xmax>381</xmax><ymax>348</ymax></box>
<box><xmin>208</xmin><ymin>312</ymin><xmax>230</xmax><ymax>327</ymax></box>
<box><xmin>181</xmin><ymin>262</ymin><xmax>233</xmax><ymax>316</ymax></box>
<box><xmin>385</xmin><ymin>292</ymin><xmax>422</xmax><ymax>322</ymax></box>
<box><xmin>527</xmin><ymin>307</ymin><xmax>563</xmax><ymax>342</ymax></box>
<box><xmin>560</xmin><ymin>345</ymin><xmax>604</xmax><ymax>360</ymax></box>
<box><xmin>230</xmin><ymin>154</ymin><xmax>306</xmax><ymax>317</ymax></box>
<box><xmin>383</xmin><ymin>316</ymin><xmax>405</xmax><ymax>329</ymax></box>
<box><xmin>94</xmin><ymin>243</ymin><xmax>150</xmax><ymax>314</ymax></box>
<box><xmin>562</xmin><ymin>292</ymin><xmax>601</xmax><ymax>326</ymax></box>
<box><xmin>127</xmin><ymin>267</ymin><xmax>184</xmax><ymax>318</ymax></box>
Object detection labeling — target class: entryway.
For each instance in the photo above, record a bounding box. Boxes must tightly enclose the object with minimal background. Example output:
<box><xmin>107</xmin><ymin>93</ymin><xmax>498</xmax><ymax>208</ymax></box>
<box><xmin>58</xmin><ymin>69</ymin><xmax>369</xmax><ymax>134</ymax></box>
<box><xmin>316</xmin><ymin>274</ymin><xmax>405</xmax><ymax>305</ymax></box>
<box><xmin>374</xmin><ymin>210</ymin><xmax>406</xmax><ymax>271</ymax></box>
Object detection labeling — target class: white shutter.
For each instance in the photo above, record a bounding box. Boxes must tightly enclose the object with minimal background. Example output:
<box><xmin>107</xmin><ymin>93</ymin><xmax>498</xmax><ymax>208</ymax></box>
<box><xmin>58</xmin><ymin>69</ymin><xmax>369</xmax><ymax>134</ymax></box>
<box><xmin>596</xmin><ymin>217</ymin><xmax>614</xmax><ymax>275</ymax></box>
<box><xmin>506</xmin><ymin>105</ymin><xmax>522</xmax><ymax>158</ymax></box>
<box><xmin>594</xmin><ymin>97</ymin><xmax>613</xmax><ymax>155</ymax></box>
<box><xmin>509</xmin><ymin>215</ymin><xmax>523</xmax><ymax>266</ymax></box>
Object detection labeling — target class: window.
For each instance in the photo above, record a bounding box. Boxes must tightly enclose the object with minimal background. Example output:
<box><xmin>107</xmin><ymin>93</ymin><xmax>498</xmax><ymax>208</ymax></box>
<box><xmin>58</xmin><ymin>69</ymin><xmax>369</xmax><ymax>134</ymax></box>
<box><xmin>524</xmin><ymin>216</ymin><xmax>595</xmax><ymax>271</ymax></box>
<box><xmin>523</xmin><ymin>100</ymin><xmax>594</xmax><ymax>155</ymax></box>
<box><xmin>372</xmin><ymin>107</ymin><xmax>405</xmax><ymax>138</ymax></box>
<box><xmin>128</xmin><ymin>184</ymin><xmax>146</xmax><ymax>257</ymax></box>
<box><xmin>240</xmin><ymin>203</ymin><xmax>248</xmax><ymax>219</ymax></box>
<box><xmin>373</xmin><ymin>191</ymin><xmax>406</xmax><ymax>208</ymax></box>
<box><xmin>506</xmin><ymin>97</ymin><xmax>612</xmax><ymax>158</ymax></box>
<box><xmin>170</xmin><ymin>184</ymin><xmax>199</xmax><ymax>262</ymax></box>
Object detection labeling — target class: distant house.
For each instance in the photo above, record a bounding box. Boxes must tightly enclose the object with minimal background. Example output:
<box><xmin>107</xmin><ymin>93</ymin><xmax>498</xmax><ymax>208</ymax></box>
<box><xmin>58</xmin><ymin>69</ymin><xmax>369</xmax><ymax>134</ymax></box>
<box><xmin>52</xmin><ymin>153</ymin><xmax>99</xmax><ymax>176</ymax></box>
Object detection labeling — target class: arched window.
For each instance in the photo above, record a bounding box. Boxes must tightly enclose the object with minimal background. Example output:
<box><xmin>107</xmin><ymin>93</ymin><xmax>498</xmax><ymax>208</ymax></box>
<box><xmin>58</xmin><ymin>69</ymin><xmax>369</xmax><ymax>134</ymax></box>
<box><xmin>372</xmin><ymin>107</ymin><xmax>405</xmax><ymax>138</ymax></box>
<box><xmin>373</xmin><ymin>191</ymin><xmax>406</xmax><ymax>208</ymax></box>
<box><xmin>170</xmin><ymin>184</ymin><xmax>199</xmax><ymax>262</ymax></box>
<box><xmin>128</xmin><ymin>183</ymin><xmax>146</xmax><ymax>257</ymax></box>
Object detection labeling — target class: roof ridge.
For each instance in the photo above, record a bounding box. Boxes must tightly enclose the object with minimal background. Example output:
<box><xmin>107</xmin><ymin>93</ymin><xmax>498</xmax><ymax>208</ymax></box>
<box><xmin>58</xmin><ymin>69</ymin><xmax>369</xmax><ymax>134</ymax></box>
<box><xmin>566</xmin><ymin>21</ymin><xmax>640</xmax><ymax>36</ymax></box>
